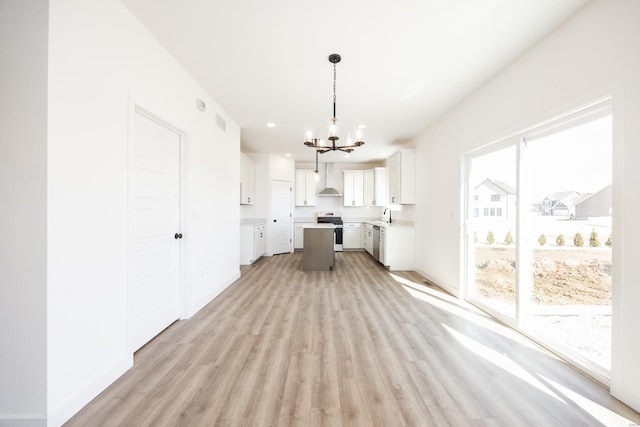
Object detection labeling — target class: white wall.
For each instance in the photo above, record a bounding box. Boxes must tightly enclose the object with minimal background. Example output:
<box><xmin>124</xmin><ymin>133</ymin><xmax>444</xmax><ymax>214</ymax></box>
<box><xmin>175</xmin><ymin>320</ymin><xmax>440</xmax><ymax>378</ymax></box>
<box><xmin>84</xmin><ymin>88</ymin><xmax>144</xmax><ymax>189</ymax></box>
<box><xmin>413</xmin><ymin>0</ymin><xmax>640</xmax><ymax>410</ymax></box>
<box><xmin>45</xmin><ymin>0</ymin><xmax>240</xmax><ymax>424</ymax></box>
<box><xmin>0</xmin><ymin>1</ymin><xmax>49</xmax><ymax>424</ymax></box>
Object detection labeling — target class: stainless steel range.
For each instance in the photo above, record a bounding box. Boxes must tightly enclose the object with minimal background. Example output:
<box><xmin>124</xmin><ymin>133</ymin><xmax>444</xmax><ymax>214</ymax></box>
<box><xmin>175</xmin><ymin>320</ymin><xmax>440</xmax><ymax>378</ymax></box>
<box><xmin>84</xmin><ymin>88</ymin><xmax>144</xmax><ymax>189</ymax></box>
<box><xmin>317</xmin><ymin>215</ymin><xmax>343</xmax><ymax>252</ymax></box>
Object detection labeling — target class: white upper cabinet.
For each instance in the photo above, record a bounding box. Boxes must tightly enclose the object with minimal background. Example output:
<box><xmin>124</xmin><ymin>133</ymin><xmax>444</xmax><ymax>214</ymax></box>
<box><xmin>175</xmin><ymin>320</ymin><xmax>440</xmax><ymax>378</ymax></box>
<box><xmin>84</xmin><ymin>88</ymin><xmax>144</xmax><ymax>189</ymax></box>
<box><xmin>343</xmin><ymin>170</ymin><xmax>364</xmax><ymax>207</ymax></box>
<box><xmin>295</xmin><ymin>169</ymin><xmax>316</xmax><ymax>206</ymax></box>
<box><xmin>363</xmin><ymin>167</ymin><xmax>388</xmax><ymax>207</ymax></box>
<box><xmin>387</xmin><ymin>150</ymin><xmax>415</xmax><ymax>205</ymax></box>
<box><xmin>363</xmin><ymin>169</ymin><xmax>374</xmax><ymax>206</ymax></box>
<box><xmin>240</xmin><ymin>153</ymin><xmax>255</xmax><ymax>205</ymax></box>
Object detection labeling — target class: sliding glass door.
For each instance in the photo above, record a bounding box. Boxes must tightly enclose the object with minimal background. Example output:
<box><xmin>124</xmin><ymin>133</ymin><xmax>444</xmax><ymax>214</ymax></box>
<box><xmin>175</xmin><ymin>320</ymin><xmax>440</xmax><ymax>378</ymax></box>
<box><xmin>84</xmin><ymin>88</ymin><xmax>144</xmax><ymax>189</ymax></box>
<box><xmin>465</xmin><ymin>99</ymin><xmax>613</xmax><ymax>377</ymax></box>
<box><xmin>466</xmin><ymin>145</ymin><xmax>517</xmax><ymax>322</ymax></box>
<box><xmin>522</xmin><ymin>115</ymin><xmax>612</xmax><ymax>372</ymax></box>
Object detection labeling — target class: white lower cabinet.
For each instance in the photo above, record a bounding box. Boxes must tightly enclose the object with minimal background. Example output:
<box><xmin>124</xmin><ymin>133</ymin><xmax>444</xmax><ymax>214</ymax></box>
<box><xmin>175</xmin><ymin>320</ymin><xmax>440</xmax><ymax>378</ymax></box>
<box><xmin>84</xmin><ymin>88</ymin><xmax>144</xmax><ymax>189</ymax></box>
<box><xmin>363</xmin><ymin>223</ymin><xmax>373</xmax><ymax>255</ymax></box>
<box><xmin>379</xmin><ymin>226</ymin><xmax>386</xmax><ymax>266</ymax></box>
<box><xmin>343</xmin><ymin>222</ymin><xmax>362</xmax><ymax>249</ymax></box>
<box><xmin>362</xmin><ymin>222</ymin><xmax>415</xmax><ymax>271</ymax></box>
<box><xmin>378</xmin><ymin>225</ymin><xmax>415</xmax><ymax>271</ymax></box>
<box><xmin>255</xmin><ymin>225</ymin><xmax>266</xmax><ymax>260</ymax></box>
<box><xmin>294</xmin><ymin>223</ymin><xmax>305</xmax><ymax>249</ymax></box>
<box><xmin>240</xmin><ymin>223</ymin><xmax>266</xmax><ymax>265</ymax></box>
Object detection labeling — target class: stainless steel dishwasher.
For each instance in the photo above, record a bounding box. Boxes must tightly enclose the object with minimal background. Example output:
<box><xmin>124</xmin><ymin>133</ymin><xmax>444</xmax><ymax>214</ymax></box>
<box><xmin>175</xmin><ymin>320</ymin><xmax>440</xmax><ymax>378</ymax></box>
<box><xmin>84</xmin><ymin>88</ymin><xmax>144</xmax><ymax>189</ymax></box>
<box><xmin>372</xmin><ymin>225</ymin><xmax>381</xmax><ymax>261</ymax></box>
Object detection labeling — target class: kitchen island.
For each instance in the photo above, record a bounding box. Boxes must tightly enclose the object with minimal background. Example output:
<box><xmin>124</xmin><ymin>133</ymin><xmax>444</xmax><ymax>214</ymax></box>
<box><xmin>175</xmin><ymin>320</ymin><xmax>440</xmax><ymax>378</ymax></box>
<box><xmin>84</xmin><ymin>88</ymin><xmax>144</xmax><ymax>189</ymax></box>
<box><xmin>302</xmin><ymin>224</ymin><xmax>335</xmax><ymax>271</ymax></box>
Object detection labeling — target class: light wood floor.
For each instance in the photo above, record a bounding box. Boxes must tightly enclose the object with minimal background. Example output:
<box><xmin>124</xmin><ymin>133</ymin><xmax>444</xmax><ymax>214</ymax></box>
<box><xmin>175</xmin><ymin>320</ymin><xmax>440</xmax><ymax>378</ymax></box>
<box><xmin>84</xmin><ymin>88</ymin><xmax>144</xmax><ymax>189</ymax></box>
<box><xmin>67</xmin><ymin>251</ymin><xmax>640</xmax><ymax>426</ymax></box>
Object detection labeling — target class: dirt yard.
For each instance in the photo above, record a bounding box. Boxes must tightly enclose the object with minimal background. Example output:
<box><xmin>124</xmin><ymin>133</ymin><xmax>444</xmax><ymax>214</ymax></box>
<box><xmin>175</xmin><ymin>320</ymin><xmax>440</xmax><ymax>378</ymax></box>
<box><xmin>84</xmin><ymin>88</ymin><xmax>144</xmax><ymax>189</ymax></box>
<box><xmin>474</xmin><ymin>245</ymin><xmax>612</xmax><ymax>305</ymax></box>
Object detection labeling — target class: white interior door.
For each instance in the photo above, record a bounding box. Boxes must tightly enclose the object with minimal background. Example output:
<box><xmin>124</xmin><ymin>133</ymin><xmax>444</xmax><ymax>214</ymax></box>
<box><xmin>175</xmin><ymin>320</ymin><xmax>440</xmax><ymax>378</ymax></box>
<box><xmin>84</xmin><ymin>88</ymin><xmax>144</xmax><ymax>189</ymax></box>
<box><xmin>129</xmin><ymin>111</ymin><xmax>181</xmax><ymax>352</ymax></box>
<box><xmin>271</xmin><ymin>180</ymin><xmax>292</xmax><ymax>255</ymax></box>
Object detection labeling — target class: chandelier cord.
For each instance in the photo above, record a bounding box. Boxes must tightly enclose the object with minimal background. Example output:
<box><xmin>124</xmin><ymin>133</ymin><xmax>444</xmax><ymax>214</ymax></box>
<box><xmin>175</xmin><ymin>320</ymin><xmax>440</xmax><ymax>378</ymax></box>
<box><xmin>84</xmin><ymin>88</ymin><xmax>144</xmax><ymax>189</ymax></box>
<box><xmin>333</xmin><ymin>62</ymin><xmax>337</xmax><ymax>120</ymax></box>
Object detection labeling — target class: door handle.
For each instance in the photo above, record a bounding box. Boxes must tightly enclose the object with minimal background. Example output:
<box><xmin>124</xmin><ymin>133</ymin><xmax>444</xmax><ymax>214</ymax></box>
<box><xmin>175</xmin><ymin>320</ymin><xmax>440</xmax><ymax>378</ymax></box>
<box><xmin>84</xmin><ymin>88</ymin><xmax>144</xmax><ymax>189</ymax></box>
<box><xmin>174</xmin><ymin>233</ymin><xmax>183</xmax><ymax>239</ymax></box>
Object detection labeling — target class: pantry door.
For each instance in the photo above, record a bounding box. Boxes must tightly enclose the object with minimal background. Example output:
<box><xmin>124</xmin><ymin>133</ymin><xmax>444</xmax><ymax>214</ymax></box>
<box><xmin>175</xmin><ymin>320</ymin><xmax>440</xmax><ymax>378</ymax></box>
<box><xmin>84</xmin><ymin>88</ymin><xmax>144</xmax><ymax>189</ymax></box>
<box><xmin>129</xmin><ymin>110</ymin><xmax>181</xmax><ymax>352</ymax></box>
<box><xmin>271</xmin><ymin>180</ymin><xmax>293</xmax><ymax>255</ymax></box>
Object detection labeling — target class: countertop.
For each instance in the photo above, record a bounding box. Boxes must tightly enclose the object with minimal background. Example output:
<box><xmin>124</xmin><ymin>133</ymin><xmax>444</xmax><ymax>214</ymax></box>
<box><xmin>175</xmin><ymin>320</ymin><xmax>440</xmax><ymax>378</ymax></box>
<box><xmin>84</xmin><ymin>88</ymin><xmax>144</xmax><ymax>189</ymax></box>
<box><xmin>294</xmin><ymin>218</ymin><xmax>317</xmax><ymax>223</ymax></box>
<box><xmin>363</xmin><ymin>220</ymin><xmax>415</xmax><ymax>228</ymax></box>
<box><xmin>342</xmin><ymin>217</ymin><xmax>379</xmax><ymax>223</ymax></box>
<box><xmin>302</xmin><ymin>223</ymin><xmax>336</xmax><ymax>229</ymax></box>
<box><xmin>294</xmin><ymin>217</ymin><xmax>414</xmax><ymax>227</ymax></box>
<box><xmin>241</xmin><ymin>218</ymin><xmax>266</xmax><ymax>225</ymax></box>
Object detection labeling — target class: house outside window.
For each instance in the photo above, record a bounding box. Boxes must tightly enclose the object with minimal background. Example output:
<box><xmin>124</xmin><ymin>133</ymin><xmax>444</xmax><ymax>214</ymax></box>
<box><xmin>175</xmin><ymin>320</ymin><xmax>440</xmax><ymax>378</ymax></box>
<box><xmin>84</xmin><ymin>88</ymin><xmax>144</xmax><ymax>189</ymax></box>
<box><xmin>484</xmin><ymin>208</ymin><xmax>489</xmax><ymax>216</ymax></box>
<box><xmin>474</xmin><ymin>208</ymin><xmax>479</xmax><ymax>218</ymax></box>
<box><xmin>490</xmin><ymin>208</ymin><xmax>495</xmax><ymax>216</ymax></box>
<box><xmin>491</xmin><ymin>194</ymin><xmax>501</xmax><ymax>202</ymax></box>
<box><xmin>497</xmin><ymin>208</ymin><xmax>502</xmax><ymax>216</ymax></box>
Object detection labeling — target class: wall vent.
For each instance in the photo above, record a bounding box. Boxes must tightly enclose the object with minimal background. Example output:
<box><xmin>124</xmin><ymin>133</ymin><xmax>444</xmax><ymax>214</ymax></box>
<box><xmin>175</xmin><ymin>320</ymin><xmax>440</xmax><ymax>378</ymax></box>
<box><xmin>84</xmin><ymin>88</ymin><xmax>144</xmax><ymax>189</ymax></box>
<box><xmin>196</xmin><ymin>98</ymin><xmax>206</xmax><ymax>112</ymax></box>
<box><xmin>216</xmin><ymin>114</ymin><xmax>226</xmax><ymax>131</ymax></box>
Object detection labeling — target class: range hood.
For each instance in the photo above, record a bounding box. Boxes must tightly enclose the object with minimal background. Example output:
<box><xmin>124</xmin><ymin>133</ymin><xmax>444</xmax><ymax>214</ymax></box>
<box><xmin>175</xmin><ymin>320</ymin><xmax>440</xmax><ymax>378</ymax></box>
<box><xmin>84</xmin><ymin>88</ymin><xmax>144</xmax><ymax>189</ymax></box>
<box><xmin>317</xmin><ymin>162</ymin><xmax>342</xmax><ymax>197</ymax></box>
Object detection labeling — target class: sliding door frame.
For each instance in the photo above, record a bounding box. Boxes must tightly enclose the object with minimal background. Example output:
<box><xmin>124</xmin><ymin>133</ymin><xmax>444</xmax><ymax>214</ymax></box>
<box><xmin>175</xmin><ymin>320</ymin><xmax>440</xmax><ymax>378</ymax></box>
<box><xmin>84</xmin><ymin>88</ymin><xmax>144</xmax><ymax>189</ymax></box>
<box><xmin>463</xmin><ymin>95</ymin><xmax>614</xmax><ymax>383</ymax></box>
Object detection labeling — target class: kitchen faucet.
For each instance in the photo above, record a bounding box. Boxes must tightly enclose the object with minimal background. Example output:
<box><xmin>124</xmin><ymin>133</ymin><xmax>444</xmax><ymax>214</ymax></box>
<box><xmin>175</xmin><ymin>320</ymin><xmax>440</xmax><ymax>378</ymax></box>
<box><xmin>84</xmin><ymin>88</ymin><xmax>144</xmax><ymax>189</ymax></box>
<box><xmin>383</xmin><ymin>208</ymin><xmax>392</xmax><ymax>223</ymax></box>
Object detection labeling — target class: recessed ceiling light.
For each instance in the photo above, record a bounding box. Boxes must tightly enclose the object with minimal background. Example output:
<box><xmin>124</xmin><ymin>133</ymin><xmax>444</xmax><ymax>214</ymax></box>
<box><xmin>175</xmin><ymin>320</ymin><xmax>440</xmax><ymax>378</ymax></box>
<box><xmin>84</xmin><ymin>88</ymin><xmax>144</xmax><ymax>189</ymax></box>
<box><xmin>380</xmin><ymin>152</ymin><xmax>386</xmax><ymax>156</ymax></box>
<box><xmin>344</xmin><ymin>154</ymin><xmax>350</xmax><ymax>158</ymax></box>
<box><xmin>266</xmin><ymin>122</ymin><xmax>276</xmax><ymax>128</ymax></box>
<box><xmin>285</xmin><ymin>153</ymin><xmax>291</xmax><ymax>157</ymax></box>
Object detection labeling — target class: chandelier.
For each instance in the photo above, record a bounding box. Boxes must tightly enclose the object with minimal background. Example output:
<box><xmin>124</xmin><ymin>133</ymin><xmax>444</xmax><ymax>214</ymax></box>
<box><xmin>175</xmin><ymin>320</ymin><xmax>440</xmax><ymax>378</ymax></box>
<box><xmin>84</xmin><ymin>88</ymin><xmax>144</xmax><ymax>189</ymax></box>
<box><xmin>304</xmin><ymin>54</ymin><xmax>365</xmax><ymax>155</ymax></box>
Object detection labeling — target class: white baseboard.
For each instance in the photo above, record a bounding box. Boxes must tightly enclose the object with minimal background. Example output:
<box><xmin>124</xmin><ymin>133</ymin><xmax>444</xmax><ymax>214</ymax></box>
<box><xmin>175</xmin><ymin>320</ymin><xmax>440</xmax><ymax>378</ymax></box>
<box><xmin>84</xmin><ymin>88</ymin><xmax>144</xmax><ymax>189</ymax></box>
<box><xmin>0</xmin><ymin>417</ymin><xmax>46</xmax><ymax>427</ymax></box>
<box><xmin>184</xmin><ymin>271</ymin><xmax>241</xmax><ymax>319</ymax></box>
<box><xmin>47</xmin><ymin>356</ymin><xmax>133</xmax><ymax>427</ymax></box>
<box><xmin>415</xmin><ymin>268</ymin><xmax>462</xmax><ymax>299</ymax></box>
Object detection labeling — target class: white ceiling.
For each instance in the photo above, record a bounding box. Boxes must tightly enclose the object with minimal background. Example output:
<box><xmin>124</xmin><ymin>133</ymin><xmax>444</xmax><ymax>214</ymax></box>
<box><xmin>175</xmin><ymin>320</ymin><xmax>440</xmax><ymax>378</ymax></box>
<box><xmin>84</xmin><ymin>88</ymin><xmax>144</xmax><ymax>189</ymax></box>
<box><xmin>121</xmin><ymin>0</ymin><xmax>588</xmax><ymax>163</ymax></box>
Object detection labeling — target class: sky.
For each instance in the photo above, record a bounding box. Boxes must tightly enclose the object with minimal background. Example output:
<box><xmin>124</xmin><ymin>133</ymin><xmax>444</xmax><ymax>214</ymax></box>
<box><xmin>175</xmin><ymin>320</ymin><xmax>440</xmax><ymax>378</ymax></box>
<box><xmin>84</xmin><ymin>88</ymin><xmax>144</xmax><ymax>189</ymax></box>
<box><xmin>470</xmin><ymin>115</ymin><xmax>612</xmax><ymax>201</ymax></box>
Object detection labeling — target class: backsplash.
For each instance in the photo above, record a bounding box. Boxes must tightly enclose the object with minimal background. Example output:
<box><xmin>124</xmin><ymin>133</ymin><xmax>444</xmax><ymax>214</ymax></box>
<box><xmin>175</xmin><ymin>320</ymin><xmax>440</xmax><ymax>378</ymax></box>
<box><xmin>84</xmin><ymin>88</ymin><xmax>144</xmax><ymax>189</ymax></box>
<box><xmin>295</xmin><ymin>203</ymin><xmax>384</xmax><ymax>220</ymax></box>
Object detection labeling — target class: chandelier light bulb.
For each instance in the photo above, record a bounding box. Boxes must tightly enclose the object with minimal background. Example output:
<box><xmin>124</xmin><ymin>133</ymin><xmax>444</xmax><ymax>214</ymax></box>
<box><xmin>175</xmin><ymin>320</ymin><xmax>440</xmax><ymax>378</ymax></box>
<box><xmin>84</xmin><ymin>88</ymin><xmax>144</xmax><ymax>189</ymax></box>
<box><xmin>328</xmin><ymin>119</ymin><xmax>339</xmax><ymax>141</ymax></box>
